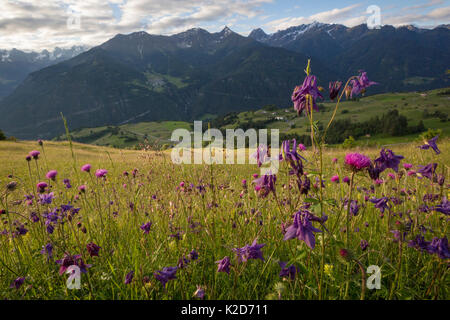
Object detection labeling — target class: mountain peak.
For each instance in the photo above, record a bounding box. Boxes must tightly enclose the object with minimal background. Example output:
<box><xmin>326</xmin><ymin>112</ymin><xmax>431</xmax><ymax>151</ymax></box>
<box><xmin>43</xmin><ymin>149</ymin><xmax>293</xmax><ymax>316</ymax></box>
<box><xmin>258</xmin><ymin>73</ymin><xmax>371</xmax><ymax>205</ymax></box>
<box><xmin>249</xmin><ymin>28</ymin><xmax>268</xmax><ymax>41</ymax></box>
<box><xmin>220</xmin><ymin>26</ymin><xmax>234</xmax><ymax>36</ymax></box>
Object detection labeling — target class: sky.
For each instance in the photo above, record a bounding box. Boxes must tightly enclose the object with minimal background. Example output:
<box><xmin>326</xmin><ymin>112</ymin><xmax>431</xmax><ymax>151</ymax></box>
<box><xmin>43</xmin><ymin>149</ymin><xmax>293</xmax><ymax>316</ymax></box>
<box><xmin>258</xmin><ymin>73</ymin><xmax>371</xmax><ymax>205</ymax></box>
<box><xmin>0</xmin><ymin>0</ymin><xmax>449</xmax><ymax>51</ymax></box>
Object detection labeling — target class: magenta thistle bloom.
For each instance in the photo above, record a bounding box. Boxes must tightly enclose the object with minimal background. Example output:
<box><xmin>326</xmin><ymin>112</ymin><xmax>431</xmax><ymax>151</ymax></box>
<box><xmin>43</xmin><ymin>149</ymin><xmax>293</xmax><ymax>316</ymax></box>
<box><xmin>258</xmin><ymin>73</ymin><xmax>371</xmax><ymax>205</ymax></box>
<box><xmin>233</xmin><ymin>239</ymin><xmax>266</xmax><ymax>263</ymax></box>
<box><xmin>10</xmin><ymin>277</ymin><xmax>25</xmax><ymax>290</ymax></box>
<box><xmin>29</xmin><ymin>150</ymin><xmax>40</xmax><ymax>159</ymax></box>
<box><xmin>283</xmin><ymin>210</ymin><xmax>322</xmax><ymax>250</ymax></box>
<box><xmin>78</xmin><ymin>185</ymin><xmax>86</xmax><ymax>193</ymax></box>
<box><xmin>419</xmin><ymin>135</ymin><xmax>440</xmax><ymax>155</ymax></box>
<box><xmin>140</xmin><ymin>222</ymin><xmax>152</xmax><ymax>234</ymax></box>
<box><xmin>403</xmin><ymin>163</ymin><xmax>413</xmax><ymax>170</ymax></box>
<box><xmin>95</xmin><ymin>169</ymin><xmax>108</xmax><ymax>178</ymax></box>
<box><xmin>37</xmin><ymin>182</ymin><xmax>48</xmax><ymax>193</ymax></box>
<box><xmin>350</xmin><ymin>71</ymin><xmax>377</xmax><ymax>98</ymax></box>
<box><xmin>216</xmin><ymin>256</ymin><xmax>231</xmax><ymax>274</ymax></box>
<box><xmin>46</xmin><ymin>170</ymin><xmax>58</xmax><ymax>181</ymax></box>
<box><xmin>86</xmin><ymin>242</ymin><xmax>101</xmax><ymax>257</ymax></box>
<box><xmin>81</xmin><ymin>164</ymin><xmax>91</xmax><ymax>172</ymax></box>
<box><xmin>375</xmin><ymin>149</ymin><xmax>404</xmax><ymax>173</ymax></box>
<box><xmin>342</xmin><ymin>176</ymin><xmax>350</xmax><ymax>184</ymax></box>
<box><xmin>344</xmin><ymin>153</ymin><xmax>371</xmax><ymax>172</ymax></box>
<box><xmin>154</xmin><ymin>266</ymin><xmax>178</xmax><ymax>287</ymax></box>
<box><xmin>298</xmin><ymin>143</ymin><xmax>306</xmax><ymax>151</ymax></box>
<box><xmin>329</xmin><ymin>81</ymin><xmax>342</xmax><ymax>100</ymax></box>
<box><xmin>331</xmin><ymin>175</ymin><xmax>339</xmax><ymax>183</ymax></box>
<box><xmin>292</xmin><ymin>75</ymin><xmax>323</xmax><ymax>115</ymax></box>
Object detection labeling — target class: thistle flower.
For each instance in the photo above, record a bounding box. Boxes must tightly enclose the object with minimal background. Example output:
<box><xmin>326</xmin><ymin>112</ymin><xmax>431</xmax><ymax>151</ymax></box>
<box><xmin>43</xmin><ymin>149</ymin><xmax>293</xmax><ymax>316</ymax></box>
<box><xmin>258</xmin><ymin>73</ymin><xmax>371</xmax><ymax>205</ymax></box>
<box><xmin>283</xmin><ymin>210</ymin><xmax>322</xmax><ymax>250</ymax></box>
<box><xmin>329</xmin><ymin>81</ymin><xmax>342</xmax><ymax>100</ymax></box>
<box><xmin>37</xmin><ymin>182</ymin><xmax>48</xmax><ymax>193</ymax></box>
<box><xmin>298</xmin><ymin>143</ymin><xmax>306</xmax><ymax>151</ymax></box>
<box><xmin>403</xmin><ymin>163</ymin><xmax>413</xmax><ymax>170</ymax></box>
<box><xmin>29</xmin><ymin>150</ymin><xmax>40</xmax><ymax>159</ymax></box>
<box><xmin>46</xmin><ymin>170</ymin><xmax>58</xmax><ymax>181</ymax></box>
<box><xmin>350</xmin><ymin>71</ymin><xmax>377</xmax><ymax>98</ymax></box>
<box><xmin>81</xmin><ymin>164</ymin><xmax>91</xmax><ymax>173</ymax></box>
<box><xmin>216</xmin><ymin>256</ymin><xmax>231</xmax><ymax>274</ymax></box>
<box><xmin>95</xmin><ymin>169</ymin><xmax>108</xmax><ymax>178</ymax></box>
<box><xmin>331</xmin><ymin>175</ymin><xmax>339</xmax><ymax>183</ymax></box>
<box><xmin>419</xmin><ymin>135</ymin><xmax>440</xmax><ymax>155</ymax></box>
<box><xmin>342</xmin><ymin>176</ymin><xmax>350</xmax><ymax>185</ymax></box>
<box><xmin>292</xmin><ymin>75</ymin><xmax>323</xmax><ymax>115</ymax></box>
<box><xmin>344</xmin><ymin>153</ymin><xmax>371</xmax><ymax>172</ymax></box>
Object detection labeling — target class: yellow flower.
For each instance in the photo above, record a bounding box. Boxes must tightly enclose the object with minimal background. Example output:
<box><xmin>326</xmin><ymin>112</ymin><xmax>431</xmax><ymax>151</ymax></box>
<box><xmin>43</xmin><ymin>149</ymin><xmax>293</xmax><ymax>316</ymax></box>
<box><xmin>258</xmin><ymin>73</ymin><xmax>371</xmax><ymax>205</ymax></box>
<box><xmin>324</xmin><ymin>264</ymin><xmax>334</xmax><ymax>277</ymax></box>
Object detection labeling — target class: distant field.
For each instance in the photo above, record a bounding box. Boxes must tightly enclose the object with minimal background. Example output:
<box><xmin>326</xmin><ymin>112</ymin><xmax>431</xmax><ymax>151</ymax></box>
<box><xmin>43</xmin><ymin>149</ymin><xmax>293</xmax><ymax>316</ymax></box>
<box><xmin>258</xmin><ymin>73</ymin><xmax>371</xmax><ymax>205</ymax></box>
<box><xmin>55</xmin><ymin>87</ymin><xmax>449</xmax><ymax>149</ymax></box>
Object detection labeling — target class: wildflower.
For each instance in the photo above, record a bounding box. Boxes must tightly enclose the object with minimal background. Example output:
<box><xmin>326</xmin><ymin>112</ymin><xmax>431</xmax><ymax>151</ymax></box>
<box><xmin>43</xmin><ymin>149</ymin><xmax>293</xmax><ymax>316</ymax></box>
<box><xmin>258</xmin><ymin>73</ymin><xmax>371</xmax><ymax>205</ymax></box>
<box><xmin>78</xmin><ymin>185</ymin><xmax>86</xmax><ymax>193</ymax></box>
<box><xmin>10</xmin><ymin>277</ymin><xmax>25</xmax><ymax>290</ymax></box>
<box><xmin>324</xmin><ymin>264</ymin><xmax>334</xmax><ymax>277</ymax></box>
<box><xmin>251</xmin><ymin>144</ymin><xmax>270</xmax><ymax>167</ymax></box>
<box><xmin>216</xmin><ymin>256</ymin><xmax>231</xmax><ymax>274</ymax></box>
<box><xmin>292</xmin><ymin>75</ymin><xmax>323</xmax><ymax>115</ymax></box>
<box><xmin>86</xmin><ymin>242</ymin><xmax>101</xmax><ymax>257</ymax></box>
<box><xmin>6</xmin><ymin>181</ymin><xmax>17</xmax><ymax>192</ymax></box>
<box><xmin>81</xmin><ymin>164</ymin><xmax>91</xmax><ymax>172</ymax></box>
<box><xmin>329</xmin><ymin>81</ymin><xmax>342</xmax><ymax>100</ymax></box>
<box><xmin>63</xmin><ymin>179</ymin><xmax>72</xmax><ymax>189</ymax></box>
<box><xmin>125</xmin><ymin>271</ymin><xmax>134</xmax><ymax>284</ymax></box>
<box><xmin>95</xmin><ymin>169</ymin><xmax>108</xmax><ymax>178</ymax></box>
<box><xmin>253</xmin><ymin>173</ymin><xmax>276</xmax><ymax>198</ymax></box>
<box><xmin>38</xmin><ymin>139</ymin><xmax>43</xmax><ymax>146</ymax></box>
<box><xmin>427</xmin><ymin>237</ymin><xmax>450</xmax><ymax>259</ymax></box>
<box><xmin>339</xmin><ymin>248</ymin><xmax>350</xmax><ymax>259</ymax></box>
<box><xmin>279</xmin><ymin>261</ymin><xmax>298</xmax><ymax>280</ymax></box>
<box><xmin>46</xmin><ymin>170</ymin><xmax>58</xmax><ymax>181</ymax></box>
<box><xmin>281</xmin><ymin>139</ymin><xmax>305</xmax><ymax>164</ymax></box>
<box><xmin>375</xmin><ymin>149</ymin><xmax>404</xmax><ymax>173</ymax></box>
<box><xmin>37</xmin><ymin>182</ymin><xmax>48</xmax><ymax>193</ymax></box>
<box><xmin>434</xmin><ymin>197</ymin><xmax>449</xmax><ymax>215</ymax></box>
<box><xmin>26</xmin><ymin>155</ymin><xmax>31</xmax><ymax>161</ymax></box>
<box><xmin>40</xmin><ymin>243</ymin><xmax>53</xmax><ymax>260</ymax></box>
<box><xmin>193</xmin><ymin>285</ymin><xmax>206</xmax><ymax>299</ymax></box>
<box><xmin>297</xmin><ymin>176</ymin><xmax>311</xmax><ymax>195</ymax></box>
<box><xmin>374</xmin><ymin>178</ymin><xmax>384</xmax><ymax>185</ymax></box>
<box><xmin>403</xmin><ymin>163</ymin><xmax>413</xmax><ymax>170</ymax></box>
<box><xmin>408</xmin><ymin>234</ymin><xmax>431</xmax><ymax>252</ymax></box>
<box><xmin>233</xmin><ymin>239</ymin><xmax>266</xmax><ymax>263</ymax></box>
<box><xmin>332</xmin><ymin>157</ymin><xmax>338</xmax><ymax>163</ymax></box>
<box><xmin>298</xmin><ymin>143</ymin><xmax>306</xmax><ymax>151</ymax></box>
<box><xmin>242</xmin><ymin>179</ymin><xmax>247</xmax><ymax>187</ymax></box>
<box><xmin>342</xmin><ymin>176</ymin><xmax>350</xmax><ymax>184</ymax></box>
<box><xmin>360</xmin><ymin>240</ymin><xmax>369</xmax><ymax>251</ymax></box>
<box><xmin>345</xmin><ymin>199</ymin><xmax>360</xmax><ymax>216</ymax></box>
<box><xmin>388</xmin><ymin>173</ymin><xmax>396</xmax><ymax>180</ymax></box>
<box><xmin>419</xmin><ymin>135</ymin><xmax>440</xmax><ymax>155</ymax></box>
<box><xmin>417</xmin><ymin>163</ymin><xmax>437</xmax><ymax>180</ymax></box>
<box><xmin>56</xmin><ymin>253</ymin><xmax>91</xmax><ymax>275</ymax></box>
<box><xmin>350</xmin><ymin>71</ymin><xmax>377</xmax><ymax>98</ymax></box>
<box><xmin>345</xmin><ymin>153</ymin><xmax>371</xmax><ymax>172</ymax></box>
<box><xmin>140</xmin><ymin>222</ymin><xmax>152</xmax><ymax>234</ymax></box>
<box><xmin>29</xmin><ymin>150</ymin><xmax>40</xmax><ymax>159</ymax></box>
<box><xmin>154</xmin><ymin>266</ymin><xmax>178</xmax><ymax>288</ymax></box>
<box><xmin>189</xmin><ymin>249</ymin><xmax>199</xmax><ymax>261</ymax></box>
<box><xmin>39</xmin><ymin>192</ymin><xmax>55</xmax><ymax>205</ymax></box>
<box><xmin>370</xmin><ymin>197</ymin><xmax>390</xmax><ymax>213</ymax></box>
<box><xmin>331</xmin><ymin>175</ymin><xmax>339</xmax><ymax>183</ymax></box>
<box><xmin>283</xmin><ymin>210</ymin><xmax>322</xmax><ymax>250</ymax></box>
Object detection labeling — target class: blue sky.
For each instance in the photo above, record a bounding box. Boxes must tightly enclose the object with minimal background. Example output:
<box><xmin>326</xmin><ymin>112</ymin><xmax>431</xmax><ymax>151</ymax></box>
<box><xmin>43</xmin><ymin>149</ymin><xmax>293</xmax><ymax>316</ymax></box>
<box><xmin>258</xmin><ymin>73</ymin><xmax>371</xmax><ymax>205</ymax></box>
<box><xmin>0</xmin><ymin>0</ymin><xmax>449</xmax><ymax>50</ymax></box>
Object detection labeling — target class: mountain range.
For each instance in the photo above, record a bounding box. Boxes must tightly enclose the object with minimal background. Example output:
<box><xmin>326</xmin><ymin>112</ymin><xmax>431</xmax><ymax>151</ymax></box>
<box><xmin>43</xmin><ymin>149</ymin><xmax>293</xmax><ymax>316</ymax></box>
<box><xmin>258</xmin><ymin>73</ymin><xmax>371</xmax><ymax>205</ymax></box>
<box><xmin>0</xmin><ymin>22</ymin><xmax>448</xmax><ymax>139</ymax></box>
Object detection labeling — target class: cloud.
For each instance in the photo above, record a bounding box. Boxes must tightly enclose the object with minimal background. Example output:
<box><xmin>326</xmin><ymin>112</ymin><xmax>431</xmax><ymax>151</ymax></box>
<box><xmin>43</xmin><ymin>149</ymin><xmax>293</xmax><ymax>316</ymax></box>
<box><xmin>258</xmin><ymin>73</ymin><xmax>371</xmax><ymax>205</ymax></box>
<box><xmin>383</xmin><ymin>6</ymin><xmax>450</xmax><ymax>26</ymax></box>
<box><xmin>0</xmin><ymin>0</ymin><xmax>272</xmax><ymax>50</ymax></box>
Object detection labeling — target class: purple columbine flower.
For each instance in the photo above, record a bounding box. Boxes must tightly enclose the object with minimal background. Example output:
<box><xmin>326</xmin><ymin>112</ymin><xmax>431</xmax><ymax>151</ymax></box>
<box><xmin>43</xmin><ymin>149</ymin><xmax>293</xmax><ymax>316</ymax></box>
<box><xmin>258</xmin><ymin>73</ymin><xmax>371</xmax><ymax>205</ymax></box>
<box><xmin>360</xmin><ymin>240</ymin><xmax>369</xmax><ymax>251</ymax></box>
<box><xmin>81</xmin><ymin>164</ymin><xmax>91</xmax><ymax>173</ymax></box>
<box><xmin>216</xmin><ymin>256</ymin><xmax>231</xmax><ymax>274</ymax></box>
<box><xmin>253</xmin><ymin>173</ymin><xmax>276</xmax><ymax>198</ymax></box>
<box><xmin>86</xmin><ymin>242</ymin><xmax>101</xmax><ymax>257</ymax></box>
<box><xmin>280</xmin><ymin>139</ymin><xmax>305</xmax><ymax>164</ymax></box>
<box><xmin>124</xmin><ymin>271</ymin><xmax>134</xmax><ymax>284</ymax></box>
<box><xmin>283</xmin><ymin>210</ymin><xmax>322</xmax><ymax>250</ymax></box>
<box><xmin>193</xmin><ymin>285</ymin><xmax>205</xmax><ymax>299</ymax></box>
<box><xmin>292</xmin><ymin>75</ymin><xmax>323</xmax><ymax>115</ymax></box>
<box><xmin>154</xmin><ymin>266</ymin><xmax>177</xmax><ymax>288</ymax></box>
<box><xmin>95</xmin><ymin>169</ymin><xmax>108</xmax><ymax>178</ymax></box>
<box><xmin>279</xmin><ymin>261</ymin><xmax>298</xmax><ymax>280</ymax></box>
<box><xmin>140</xmin><ymin>221</ymin><xmax>152</xmax><ymax>234</ymax></box>
<box><xmin>375</xmin><ymin>149</ymin><xmax>404</xmax><ymax>173</ymax></box>
<box><xmin>297</xmin><ymin>176</ymin><xmax>311</xmax><ymax>195</ymax></box>
<box><xmin>39</xmin><ymin>192</ymin><xmax>55</xmax><ymax>205</ymax></box>
<box><xmin>46</xmin><ymin>170</ymin><xmax>58</xmax><ymax>180</ymax></box>
<box><xmin>189</xmin><ymin>249</ymin><xmax>199</xmax><ymax>261</ymax></box>
<box><xmin>345</xmin><ymin>199</ymin><xmax>360</xmax><ymax>216</ymax></box>
<box><xmin>329</xmin><ymin>81</ymin><xmax>342</xmax><ymax>100</ymax></box>
<box><xmin>10</xmin><ymin>277</ymin><xmax>25</xmax><ymax>290</ymax></box>
<box><xmin>434</xmin><ymin>197</ymin><xmax>449</xmax><ymax>215</ymax></box>
<box><xmin>350</xmin><ymin>71</ymin><xmax>378</xmax><ymax>98</ymax></box>
<box><xmin>233</xmin><ymin>239</ymin><xmax>266</xmax><ymax>263</ymax></box>
<box><xmin>418</xmin><ymin>163</ymin><xmax>437</xmax><ymax>180</ymax></box>
<box><xmin>370</xmin><ymin>197</ymin><xmax>390</xmax><ymax>213</ymax></box>
<box><xmin>345</xmin><ymin>153</ymin><xmax>371</xmax><ymax>172</ymax></box>
<box><xmin>419</xmin><ymin>135</ymin><xmax>440</xmax><ymax>155</ymax></box>
<box><xmin>251</xmin><ymin>144</ymin><xmax>270</xmax><ymax>167</ymax></box>
<box><xmin>40</xmin><ymin>243</ymin><xmax>53</xmax><ymax>260</ymax></box>
<box><xmin>427</xmin><ymin>237</ymin><xmax>450</xmax><ymax>259</ymax></box>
